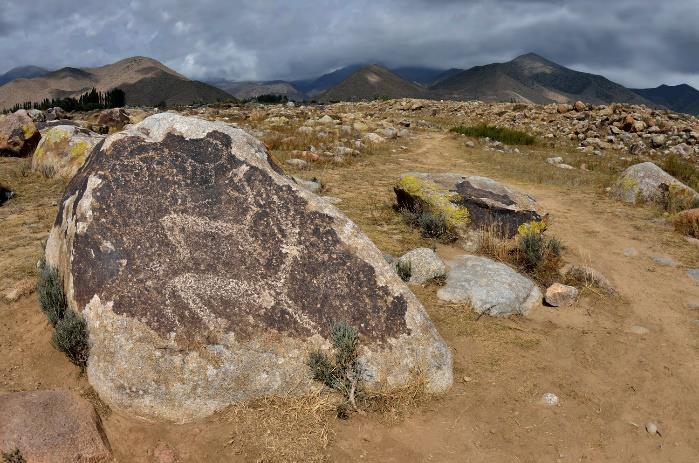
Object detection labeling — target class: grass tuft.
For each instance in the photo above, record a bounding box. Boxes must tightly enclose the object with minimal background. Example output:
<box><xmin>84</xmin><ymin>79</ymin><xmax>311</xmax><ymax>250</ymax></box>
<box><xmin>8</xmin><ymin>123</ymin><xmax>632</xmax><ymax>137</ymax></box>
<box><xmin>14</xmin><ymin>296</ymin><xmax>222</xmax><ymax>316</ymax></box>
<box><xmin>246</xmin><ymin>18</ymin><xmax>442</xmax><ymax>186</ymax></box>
<box><xmin>663</xmin><ymin>155</ymin><xmax>699</xmax><ymax>191</ymax></box>
<box><xmin>450</xmin><ymin>125</ymin><xmax>536</xmax><ymax>145</ymax></box>
<box><xmin>395</xmin><ymin>259</ymin><xmax>412</xmax><ymax>282</ymax></box>
<box><xmin>1</xmin><ymin>449</ymin><xmax>25</xmax><ymax>463</ymax></box>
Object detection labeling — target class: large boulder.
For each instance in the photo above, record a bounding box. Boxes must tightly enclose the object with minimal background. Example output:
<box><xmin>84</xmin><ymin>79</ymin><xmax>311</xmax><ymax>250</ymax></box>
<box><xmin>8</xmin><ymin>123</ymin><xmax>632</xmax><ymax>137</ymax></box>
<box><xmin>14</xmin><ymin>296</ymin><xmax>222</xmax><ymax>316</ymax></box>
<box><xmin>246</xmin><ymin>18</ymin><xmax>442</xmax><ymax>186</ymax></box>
<box><xmin>437</xmin><ymin>255</ymin><xmax>541</xmax><ymax>316</ymax></box>
<box><xmin>32</xmin><ymin>125</ymin><xmax>104</xmax><ymax>179</ymax></box>
<box><xmin>0</xmin><ymin>390</ymin><xmax>112</xmax><ymax>463</ymax></box>
<box><xmin>45</xmin><ymin>113</ymin><xmax>452</xmax><ymax>423</ymax></box>
<box><xmin>612</xmin><ymin>162</ymin><xmax>699</xmax><ymax>206</ymax></box>
<box><xmin>395</xmin><ymin>173</ymin><xmax>545</xmax><ymax>238</ymax></box>
<box><xmin>0</xmin><ymin>109</ymin><xmax>41</xmax><ymax>157</ymax></box>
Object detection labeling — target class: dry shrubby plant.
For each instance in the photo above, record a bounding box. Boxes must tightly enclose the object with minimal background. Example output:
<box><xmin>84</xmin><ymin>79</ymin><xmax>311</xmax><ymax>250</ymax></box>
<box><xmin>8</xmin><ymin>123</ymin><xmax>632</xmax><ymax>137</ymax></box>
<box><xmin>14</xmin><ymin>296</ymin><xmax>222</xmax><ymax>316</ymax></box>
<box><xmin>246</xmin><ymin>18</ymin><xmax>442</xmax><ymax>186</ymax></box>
<box><xmin>307</xmin><ymin>321</ymin><xmax>362</xmax><ymax>418</ymax></box>
<box><xmin>674</xmin><ymin>208</ymin><xmax>699</xmax><ymax>238</ymax></box>
<box><xmin>37</xmin><ymin>258</ymin><xmax>89</xmax><ymax>367</ymax></box>
<box><xmin>1</xmin><ymin>449</ymin><xmax>25</xmax><ymax>463</ymax></box>
<box><xmin>450</xmin><ymin>125</ymin><xmax>536</xmax><ymax>145</ymax></box>
<box><xmin>399</xmin><ymin>208</ymin><xmax>457</xmax><ymax>243</ymax></box>
<box><xmin>395</xmin><ymin>259</ymin><xmax>412</xmax><ymax>282</ymax></box>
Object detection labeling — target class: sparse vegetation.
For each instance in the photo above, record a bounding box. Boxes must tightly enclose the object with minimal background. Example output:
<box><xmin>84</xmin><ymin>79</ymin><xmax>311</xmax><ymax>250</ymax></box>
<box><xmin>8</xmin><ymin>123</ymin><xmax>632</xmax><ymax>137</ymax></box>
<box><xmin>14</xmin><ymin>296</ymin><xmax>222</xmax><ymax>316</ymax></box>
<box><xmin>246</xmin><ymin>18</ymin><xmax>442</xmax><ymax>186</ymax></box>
<box><xmin>399</xmin><ymin>208</ymin><xmax>458</xmax><ymax>242</ymax></box>
<box><xmin>37</xmin><ymin>258</ymin><xmax>89</xmax><ymax>367</ymax></box>
<box><xmin>450</xmin><ymin>125</ymin><xmax>536</xmax><ymax>145</ymax></box>
<box><xmin>307</xmin><ymin>321</ymin><xmax>362</xmax><ymax>417</ymax></box>
<box><xmin>663</xmin><ymin>155</ymin><xmax>699</xmax><ymax>191</ymax></box>
<box><xmin>674</xmin><ymin>208</ymin><xmax>699</xmax><ymax>238</ymax></box>
<box><xmin>660</xmin><ymin>183</ymin><xmax>699</xmax><ymax>213</ymax></box>
<box><xmin>1</xmin><ymin>449</ymin><xmax>25</xmax><ymax>463</ymax></box>
<box><xmin>395</xmin><ymin>259</ymin><xmax>412</xmax><ymax>282</ymax></box>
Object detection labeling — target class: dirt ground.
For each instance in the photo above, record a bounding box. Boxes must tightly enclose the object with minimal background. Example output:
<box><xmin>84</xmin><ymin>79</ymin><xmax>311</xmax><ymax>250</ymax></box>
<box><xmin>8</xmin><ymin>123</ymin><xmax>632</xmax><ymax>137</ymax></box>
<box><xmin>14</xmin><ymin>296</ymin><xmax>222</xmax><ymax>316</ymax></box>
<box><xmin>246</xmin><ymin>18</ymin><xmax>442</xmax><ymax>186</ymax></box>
<box><xmin>1</xmin><ymin>128</ymin><xmax>697</xmax><ymax>462</ymax></box>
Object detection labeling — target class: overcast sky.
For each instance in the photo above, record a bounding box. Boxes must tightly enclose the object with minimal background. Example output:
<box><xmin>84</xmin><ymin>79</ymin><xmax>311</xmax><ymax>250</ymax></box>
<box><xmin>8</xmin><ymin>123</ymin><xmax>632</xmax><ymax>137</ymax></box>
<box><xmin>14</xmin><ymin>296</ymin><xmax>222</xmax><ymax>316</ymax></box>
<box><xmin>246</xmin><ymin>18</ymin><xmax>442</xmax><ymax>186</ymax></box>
<box><xmin>1</xmin><ymin>0</ymin><xmax>698</xmax><ymax>88</ymax></box>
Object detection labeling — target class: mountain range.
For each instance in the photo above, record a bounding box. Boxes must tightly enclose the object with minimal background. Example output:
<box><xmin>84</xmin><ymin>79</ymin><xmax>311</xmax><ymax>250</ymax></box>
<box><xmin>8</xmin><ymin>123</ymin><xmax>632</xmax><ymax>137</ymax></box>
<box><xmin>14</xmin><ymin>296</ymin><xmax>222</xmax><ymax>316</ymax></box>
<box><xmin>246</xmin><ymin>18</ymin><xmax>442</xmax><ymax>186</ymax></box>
<box><xmin>1</xmin><ymin>54</ymin><xmax>698</xmax><ymax>115</ymax></box>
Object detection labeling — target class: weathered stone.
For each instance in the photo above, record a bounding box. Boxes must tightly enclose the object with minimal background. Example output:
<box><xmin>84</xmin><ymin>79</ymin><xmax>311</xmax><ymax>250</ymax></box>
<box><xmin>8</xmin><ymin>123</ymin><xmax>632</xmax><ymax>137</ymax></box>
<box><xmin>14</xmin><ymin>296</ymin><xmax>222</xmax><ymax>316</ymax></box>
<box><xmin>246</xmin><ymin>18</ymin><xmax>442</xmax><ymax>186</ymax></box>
<box><xmin>0</xmin><ymin>109</ymin><xmax>41</xmax><ymax>157</ymax></box>
<box><xmin>437</xmin><ymin>255</ymin><xmax>542</xmax><ymax>316</ymax></box>
<box><xmin>32</xmin><ymin>125</ymin><xmax>104</xmax><ymax>179</ymax></box>
<box><xmin>612</xmin><ymin>162</ymin><xmax>699</xmax><ymax>205</ymax></box>
<box><xmin>0</xmin><ymin>390</ymin><xmax>112</xmax><ymax>463</ymax></box>
<box><xmin>573</xmin><ymin>101</ymin><xmax>586</xmax><ymax>112</ymax></box>
<box><xmin>395</xmin><ymin>248</ymin><xmax>446</xmax><ymax>285</ymax></box>
<box><xmin>0</xmin><ymin>185</ymin><xmax>14</xmax><ymax>206</ymax></box>
<box><xmin>96</xmin><ymin>108</ymin><xmax>131</xmax><ymax>132</ymax></box>
<box><xmin>46</xmin><ymin>107</ymin><xmax>68</xmax><ymax>121</ymax></box>
<box><xmin>363</xmin><ymin>132</ymin><xmax>386</xmax><ymax>144</ymax></box>
<box><xmin>45</xmin><ymin>113</ymin><xmax>452</xmax><ymax>422</ymax></box>
<box><xmin>545</xmin><ymin>283</ymin><xmax>579</xmax><ymax>307</ymax></box>
<box><xmin>395</xmin><ymin>173</ymin><xmax>545</xmax><ymax>238</ymax></box>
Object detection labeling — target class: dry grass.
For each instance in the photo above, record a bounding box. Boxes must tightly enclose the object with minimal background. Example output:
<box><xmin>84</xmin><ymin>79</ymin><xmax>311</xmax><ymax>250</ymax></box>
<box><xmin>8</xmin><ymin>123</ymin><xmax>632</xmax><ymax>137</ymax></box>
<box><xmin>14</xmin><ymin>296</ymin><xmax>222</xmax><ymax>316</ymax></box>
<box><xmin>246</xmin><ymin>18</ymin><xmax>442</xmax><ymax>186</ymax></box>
<box><xmin>674</xmin><ymin>208</ymin><xmax>699</xmax><ymax>238</ymax></box>
<box><xmin>0</xmin><ymin>157</ymin><xmax>66</xmax><ymax>293</ymax></box>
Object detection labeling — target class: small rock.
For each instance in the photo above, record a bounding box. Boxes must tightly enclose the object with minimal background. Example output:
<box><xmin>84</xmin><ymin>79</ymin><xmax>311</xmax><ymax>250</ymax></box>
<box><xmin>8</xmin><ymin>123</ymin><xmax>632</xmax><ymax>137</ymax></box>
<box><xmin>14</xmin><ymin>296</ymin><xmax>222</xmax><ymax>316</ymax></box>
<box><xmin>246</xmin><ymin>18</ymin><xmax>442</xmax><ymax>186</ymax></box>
<box><xmin>645</xmin><ymin>422</ymin><xmax>659</xmax><ymax>435</ymax></box>
<box><xmin>573</xmin><ymin>101</ymin><xmax>586</xmax><ymax>112</ymax></box>
<box><xmin>687</xmin><ymin>300</ymin><xmax>699</xmax><ymax>310</ymax></box>
<box><xmin>396</xmin><ymin>248</ymin><xmax>446</xmax><ymax>285</ymax></box>
<box><xmin>628</xmin><ymin>325</ymin><xmax>650</xmax><ymax>335</ymax></box>
<box><xmin>546</xmin><ymin>156</ymin><xmax>563</xmax><ymax>165</ymax></box>
<box><xmin>465</xmin><ymin>141</ymin><xmax>475</xmax><ymax>148</ymax></box>
<box><xmin>688</xmin><ymin>268</ymin><xmax>699</xmax><ymax>282</ymax></box>
<box><xmin>652</xmin><ymin>255</ymin><xmax>678</xmax><ymax>267</ymax></box>
<box><xmin>545</xmin><ymin>283</ymin><xmax>579</xmax><ymax>307</ymax></box>
<box><xmin>623</xmin><ymin>248</ymin><xmax>639</xmax><ymax>257</ymax></box>
<box><xmin>541</xmin><ymin>392</ymin><xmax>559</xmax><ymax>406</ymax></box>
<box><xmin>318</xmin><ymin>115</ymin><xmax>335</xmax><ymax>125</ymax></box>
<box><xmin>285</xmin><ymin>158</ymin><xmax>308</xmax><ymax>168</ymax></box>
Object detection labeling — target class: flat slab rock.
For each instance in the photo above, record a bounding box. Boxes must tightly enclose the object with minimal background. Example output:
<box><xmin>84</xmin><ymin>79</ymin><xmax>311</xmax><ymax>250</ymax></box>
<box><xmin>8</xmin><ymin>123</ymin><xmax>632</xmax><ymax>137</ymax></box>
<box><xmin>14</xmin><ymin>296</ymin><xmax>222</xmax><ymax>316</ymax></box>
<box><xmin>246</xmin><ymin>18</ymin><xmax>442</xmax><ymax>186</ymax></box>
<box><xmin>437</xmin><ymin>255</ymin><xmax>542</xmax><ymax>316</ymax></box>
<box><xmin>45</xmin><ymin>113</ymin><xmax>452</xmax><ymax>423</ymax></box>
<box><xmin>396</xmin><ymin>172</ymin><xmax>545</xmax><ymax>237</ymax></box>
<box><xmin>0</xmin><ymin>390</ymin><xmax>111</xmax><ymax>463</ymax></box>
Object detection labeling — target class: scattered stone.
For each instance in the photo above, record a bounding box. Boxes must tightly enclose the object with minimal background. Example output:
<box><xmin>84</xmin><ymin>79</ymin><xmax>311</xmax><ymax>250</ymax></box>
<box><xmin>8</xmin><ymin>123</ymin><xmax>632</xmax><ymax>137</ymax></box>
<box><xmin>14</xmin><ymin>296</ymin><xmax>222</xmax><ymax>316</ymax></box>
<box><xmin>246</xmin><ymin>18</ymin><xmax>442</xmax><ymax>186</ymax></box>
<box><xmin>612</xmin><ymin>162</ymin><xmax>699</xmax><ymax>206</ymax></box>
<box><xmin>96</xmin><ymin>107</ymin><xmax>131</xmax><ymax>132</ymax></box>
<box><xmin>285</xmin><ymin>158</ymin><xmax>308</xmax><ymax>168</ymax></box>
<box><xmin>0</xmin><ymin>390</ymin><xmax>112</xmax><ymax>462</ymax></box>
<box><xmin>395</xmin><ymin>248</ymin><xmax>446</xmax><ymax>285</ymax></box>
<box><xmin>44</xmin><ymin>113</ymin><xmax>452</xmax><ymax>422</ymax></box>
<box><xmin>628</xmin><ymin>325</ymin><xmax>650</xmax><ymax>335</ymax></box>
<box><xmin>645</xmin><ymin>422</ymin><xmax>659</xmax><ymax>436</ymax></box>
<box><xmin>545</xmin><ymin>283</ymin><xmax>579</xmax><ymax>307</ymax></box>
<box><xmin>437</xmin><ymin>255</ymin><xmax>541</xmax><ymax>316</ymax></box>
<box><xmin>541</xmin><ymin>392</ymin><xmax>560</xmax><ymax>406</ymax></box>
<box><xmin>46</xmin><ymin>107</ymin><xmax>67</xmax><ymax>121</ymax></box>
<box><xmin>623</xmin><ymin>248</ymin><xmax>639</xmax><ymax>257</ymax></box>
<box><xmin>395</xmin><ymin>173</ymin><xmax>545</xmax><ymax>238</ymax></box>
<box><xmin>318</xmin><ymin>114</ymin><xmax>335</xmax><ymax>125</ymax></box>
<box><xmin>31</xmin><ymin>125</ymin><xmax>104</xmax><ymax>179</ymax></box>
<box><xmin>546</xmin><ymin>156</ymin><xmax>563</xmax><ymax>165</ymax></box>
<box><xmin>688</xmin><ymin>268</ymin><xmax>699</xmax><ymax>282</ymax></box>
<box><xmin>2</xmin><ymin>278</ymin><xmax>35</xmax><ymax>303</ymax></box>
<box><xmin>363</xmin><ymin>132</ymin><xmax>386</xmax><ymax>144</ymax></box>
<box><xmin>0</xmin><ymin>109</ymin><xmax>41</xmax><ymax>157</ymax></box>
<box><xmin>573</xmin><ymin>101</ymin><xmax>586</xmax><ymax>112</ymax></box>
<box><xmin>292</xmin><ymin>176</ymin><xmax>321</xmax><ymax>194</ymax></box>
<box><xmin>465</xmin><ymin>141</ymin><xmax>475</xmax><ymax>148</ymax></box>
<box><xmin>651</xmin><ymin>255</ymin><xmax>679</xmax><ymax>267</ymax></box>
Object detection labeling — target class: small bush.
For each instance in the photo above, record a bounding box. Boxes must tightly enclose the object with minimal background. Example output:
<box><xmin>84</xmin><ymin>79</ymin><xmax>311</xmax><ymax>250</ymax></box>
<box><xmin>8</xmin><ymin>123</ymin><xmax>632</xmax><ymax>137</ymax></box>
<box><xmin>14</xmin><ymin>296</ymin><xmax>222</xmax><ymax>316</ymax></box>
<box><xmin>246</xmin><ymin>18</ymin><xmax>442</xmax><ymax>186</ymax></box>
<box><xmin>37</xmin><ymin>259</ymin><xmax>67</xmax><ymax>326</ymax></box>
<box><xmin>2</xmin><ymin>449</ymin><xmax>25</xmax><ymax>463</ymax></box>
<box><xmin>395</xmin><ymin>260</ymin><xmax>412</xmax><ymax>282</ymax></box>
<box><xmin>53</xmin><ymin>309</ymin><xmax>89</xmax><ymax>367</ymax></box>
<box><xmin>660</xmin><ymin>183</ymin><xmax>699</xmax><ymax>213</ymax></box>
<box><xmin>400</xmin><ymin>208</ymin><xmax>457</xmax><ymax>242</ymax></box>
<box><xmin>37</xmin><ymin>259</ymin><xmax>89</xmax><ymax>367</ymax></box>
<box><xmin>450</xmin><ymin>125</ymin><xmax>536</xmax><ymax>145</ymax></box>
<box><xmin>518</xmin><ymin>226</ymin><xmax>562</xmax><ymax>270</ymax></box>
<box><xmin>307</xmin><ymin>321</ymin><xmax>362</xmax><ymax>417</ymax></box>
<box><xmin>674</xmin><ymin>208</ymin><xmax>699</xmax><ymax>238</ymax></box>
<box><xmin>663</xmin><ymin>155</ymin><xmax>699</xmax><ymax>190</ymax></box>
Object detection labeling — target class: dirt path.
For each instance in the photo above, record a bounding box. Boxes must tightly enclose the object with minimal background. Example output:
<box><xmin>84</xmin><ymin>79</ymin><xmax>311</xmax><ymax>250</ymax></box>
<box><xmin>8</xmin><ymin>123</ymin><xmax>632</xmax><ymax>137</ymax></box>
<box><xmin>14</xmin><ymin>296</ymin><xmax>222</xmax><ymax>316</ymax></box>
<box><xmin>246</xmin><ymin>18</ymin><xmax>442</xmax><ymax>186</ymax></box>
<box><xmin>326</xmin><ymin>132</ymin><xmax>699</xmax><ymax>462</ymax></box>
<box><xmin>1</xmin><ymin>131</ymin><xmax>697</xmax><ymax>462</ymax></box>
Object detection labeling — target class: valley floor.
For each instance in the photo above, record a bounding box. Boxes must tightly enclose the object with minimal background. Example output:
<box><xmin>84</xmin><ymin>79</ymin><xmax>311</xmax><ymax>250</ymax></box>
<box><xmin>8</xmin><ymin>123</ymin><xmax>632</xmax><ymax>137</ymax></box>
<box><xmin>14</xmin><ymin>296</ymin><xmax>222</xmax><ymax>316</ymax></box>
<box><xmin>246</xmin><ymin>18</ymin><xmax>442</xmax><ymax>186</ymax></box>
<box><xmin>1</xmin><ymin>127</ymin><xmax>697</xmax><ymax>462</ymax></box>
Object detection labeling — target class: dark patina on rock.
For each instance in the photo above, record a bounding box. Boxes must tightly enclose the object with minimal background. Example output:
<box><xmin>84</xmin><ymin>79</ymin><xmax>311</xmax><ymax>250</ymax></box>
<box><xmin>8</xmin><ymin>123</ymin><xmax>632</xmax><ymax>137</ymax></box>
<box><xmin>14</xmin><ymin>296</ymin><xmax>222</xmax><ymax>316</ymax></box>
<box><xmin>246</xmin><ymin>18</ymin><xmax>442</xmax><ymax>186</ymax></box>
<box><xmin>0</xmin><ymin>109</ymin><xmax>41</xmax><ymax>157</ymax></box>
<box><xmin>396</xmin><ymin>172</ymin><xmax>545</xmax><ymax>237</ymax></box>
<box><xmin>46</xmin><ymin>113</ymin><xmax>452</xmax><ymax>422</ymax></box>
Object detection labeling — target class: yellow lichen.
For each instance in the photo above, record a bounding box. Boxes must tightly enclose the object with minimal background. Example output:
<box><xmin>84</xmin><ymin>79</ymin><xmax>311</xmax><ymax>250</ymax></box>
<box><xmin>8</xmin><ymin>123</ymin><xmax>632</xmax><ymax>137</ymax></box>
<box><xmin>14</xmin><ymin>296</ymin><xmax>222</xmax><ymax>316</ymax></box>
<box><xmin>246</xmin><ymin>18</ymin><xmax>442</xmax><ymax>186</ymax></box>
<box><xmin>21</xmin><ymin>123</ymin><xmax>36</xmax><ymax>139</ymax></box>
<box><xmin>621</xmin><ymin>176</ymin><xmax>638</xmax><ymax>191</ymax></box>
<box><xmin>69</xmin><ymin>140</ymin><xmax>89</xmax><ymax>162</ymax></box>
<box><xmin>396</xmin><ymin>175</ymin><xmax>470</xmax><ymax>229</ymax></box>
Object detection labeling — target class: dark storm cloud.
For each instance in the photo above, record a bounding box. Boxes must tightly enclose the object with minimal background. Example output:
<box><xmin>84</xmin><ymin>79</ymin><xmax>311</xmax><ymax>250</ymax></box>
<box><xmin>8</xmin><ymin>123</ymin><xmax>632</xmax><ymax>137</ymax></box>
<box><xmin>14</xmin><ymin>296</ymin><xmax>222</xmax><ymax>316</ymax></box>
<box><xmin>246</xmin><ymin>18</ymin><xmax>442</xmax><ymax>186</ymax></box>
<box><xmin>0</xmin><ymin>0</ymin><xmax>697</xmax><ymax>88</ymax></box>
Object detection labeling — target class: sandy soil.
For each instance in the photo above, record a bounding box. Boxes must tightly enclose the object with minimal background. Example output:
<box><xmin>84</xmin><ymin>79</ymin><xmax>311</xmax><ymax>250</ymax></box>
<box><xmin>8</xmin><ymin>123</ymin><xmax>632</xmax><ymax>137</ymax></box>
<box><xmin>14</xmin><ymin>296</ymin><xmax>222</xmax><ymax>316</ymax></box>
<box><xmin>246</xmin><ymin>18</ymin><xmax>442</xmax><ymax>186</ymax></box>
<box><xmin>1</xmin><ymin>131</ymin><xmax>697</xmax><ymax>462</ymax></box>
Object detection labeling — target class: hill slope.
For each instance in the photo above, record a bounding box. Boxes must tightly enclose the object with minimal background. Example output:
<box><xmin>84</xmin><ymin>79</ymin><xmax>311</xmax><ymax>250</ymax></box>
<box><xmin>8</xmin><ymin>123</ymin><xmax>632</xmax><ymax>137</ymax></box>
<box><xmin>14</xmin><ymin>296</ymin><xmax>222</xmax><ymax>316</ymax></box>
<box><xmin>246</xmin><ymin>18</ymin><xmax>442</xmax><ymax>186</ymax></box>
<box><xmin>318</xmin><ymin>65</ymin><xmax>427</xmax><ymax>102</ymax></box>
<box><xmin>209</xmin><ymin>80</ymin><xmax>304</xmax><ymax>101</ymax></box>
<box><xmin>0</xmin><ymin>66</ymin><xmax>50</xmax><ymax>86</ymax></box>
<box><xmin>632</xmin><ymin>84</ymin><xmax>699</xmax><ymax>115</ymax></box>
<box><xmin>431</xmin><ymin>53</ymin><xmax>653</xmax><ymax>106</ymax></box>
<box><xmin>0</xmin><ymin>57</ymin><xmax>232</xmax><ymax>109</ymax></box>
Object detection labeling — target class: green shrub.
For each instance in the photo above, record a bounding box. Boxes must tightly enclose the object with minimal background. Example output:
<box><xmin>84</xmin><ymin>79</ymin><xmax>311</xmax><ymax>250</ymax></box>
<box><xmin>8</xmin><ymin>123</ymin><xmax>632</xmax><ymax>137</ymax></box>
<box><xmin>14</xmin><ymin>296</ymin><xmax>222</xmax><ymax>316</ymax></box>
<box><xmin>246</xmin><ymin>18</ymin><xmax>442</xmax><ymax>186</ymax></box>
<box><xmin>37</xmin><ymin>259</ymin><xmax>67</xmax><ymax>326</ymax></box>
<box><xmin>450</xmin><ymin>125</ymin><xmax>536</xmax><ymax>145</ymax></box>
<box><xmin>307</xmin><ymin>321</ymin><xmax>362</xmax><ymax>417</ymax></box>
<box><xmin>395</xmin><ymin>260</ymin><xmax>412</xmax><ymax>282</ymax></box>
<box><xmin>53</xmin><ymin>309</ymin><xmax>89</xmax><ymax>367</ymax></box>
<box><xmin>37</xmin><ymin>259</ymin><xmax>89</xmax><ymax>367</ymax></box>
<box><xmin>2</xmin><ymin>449</ymin><xmax>25</xmax><ymax>463</ymax></box>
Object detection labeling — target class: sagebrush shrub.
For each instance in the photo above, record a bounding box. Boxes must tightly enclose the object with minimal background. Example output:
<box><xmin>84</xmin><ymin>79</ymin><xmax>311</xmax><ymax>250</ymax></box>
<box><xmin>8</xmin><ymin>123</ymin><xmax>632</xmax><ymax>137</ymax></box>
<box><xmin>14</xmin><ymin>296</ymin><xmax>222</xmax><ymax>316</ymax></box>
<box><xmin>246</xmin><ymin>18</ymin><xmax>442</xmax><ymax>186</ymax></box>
<box><xmin>450</xmin><ymin>125</ymin><xmax>536</xmax><ymax>145</ymax></box>
<box><xmin>37</xmin><ymin>258</ymin><xmax>67</xmax><ymax>326</ymax></box>
<box><xmin>2</xmin><ymin>449</ymin><xmax>25</xmax><ymax>463</ymax></box>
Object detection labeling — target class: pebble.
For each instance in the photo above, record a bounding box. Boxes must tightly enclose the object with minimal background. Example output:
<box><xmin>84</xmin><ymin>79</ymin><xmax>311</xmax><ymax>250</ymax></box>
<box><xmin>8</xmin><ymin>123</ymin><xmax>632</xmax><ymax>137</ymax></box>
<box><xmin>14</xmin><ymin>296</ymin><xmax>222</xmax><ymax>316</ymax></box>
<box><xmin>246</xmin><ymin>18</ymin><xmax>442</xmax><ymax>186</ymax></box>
<box><xmin>645</xmin><ymin>422</ymin><xmax>659</xmax><ymax>435</ymax></box>
<box><xmin>688</xmin><ymin>268</ymin><xmax>699</xmax><ymax>282</ymax></box>
<box><xmin>623</xmin><ymin>248</ymin><xmax>639</xmax><ymax>257</ymax></box>
<box><xmin>628</xmin><ymin>325</ymin><xmax>649</xmax><ymax>335</ymax></box>
<box><xmin>541</xmin><ymin>392</ymin><xmax>559</xmax><ymax>406</ymax></box>
<box><xmin>651</xmin><ymin>255</ymin><xmax>679</xmax><ymax>267</ymax></box>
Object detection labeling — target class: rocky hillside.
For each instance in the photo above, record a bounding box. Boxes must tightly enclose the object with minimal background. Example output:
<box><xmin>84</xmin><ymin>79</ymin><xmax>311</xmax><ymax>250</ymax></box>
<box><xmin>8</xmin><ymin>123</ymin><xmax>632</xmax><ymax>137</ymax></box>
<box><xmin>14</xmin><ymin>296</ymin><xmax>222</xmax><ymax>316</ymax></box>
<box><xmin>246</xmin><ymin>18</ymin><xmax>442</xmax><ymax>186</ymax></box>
<box><xmin>209</xmin><ymin>80</ymin><xmax>305</xmax><ymax>101</ymax></box>
<box><xmin>633</xmin><ymin>84</ymin><xmax>699</xmax><ymax>116</ymax></box>
<box><xmin>0</xmin><ymin>57</ymin><xmax>232</xmax><ymax>109</ymax></box>
<box><xmin>430</xmin><ymin>53</ymin><xmax>653</xmax><ymax>106</ymax></box>
<box><xmin>318</xmin><ymin>65</ymin><xmax>427</xmax><ymax>102</ymax></box>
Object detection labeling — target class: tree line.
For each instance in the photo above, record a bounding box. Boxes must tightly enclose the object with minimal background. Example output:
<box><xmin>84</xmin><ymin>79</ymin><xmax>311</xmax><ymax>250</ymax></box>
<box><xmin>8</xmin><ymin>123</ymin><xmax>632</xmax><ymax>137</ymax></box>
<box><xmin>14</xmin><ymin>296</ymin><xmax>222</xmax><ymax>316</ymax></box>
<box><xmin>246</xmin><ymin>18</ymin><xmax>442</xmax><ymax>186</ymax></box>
<box><xmin>3</xmin><ymin>87</ymin><xmax>126</xmax><ymax>114</ymax></box>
